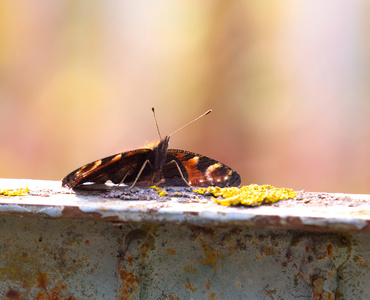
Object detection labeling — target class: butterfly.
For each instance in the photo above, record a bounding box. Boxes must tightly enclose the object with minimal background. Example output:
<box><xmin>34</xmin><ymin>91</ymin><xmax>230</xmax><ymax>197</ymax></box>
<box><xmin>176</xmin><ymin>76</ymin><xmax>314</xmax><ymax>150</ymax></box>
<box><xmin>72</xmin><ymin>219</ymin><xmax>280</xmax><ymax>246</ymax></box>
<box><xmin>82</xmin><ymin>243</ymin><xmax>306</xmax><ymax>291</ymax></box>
<box><xmin>62</xmin><ymin>108</ymin><xmax>241</xmax><ymax>189</ymax></box>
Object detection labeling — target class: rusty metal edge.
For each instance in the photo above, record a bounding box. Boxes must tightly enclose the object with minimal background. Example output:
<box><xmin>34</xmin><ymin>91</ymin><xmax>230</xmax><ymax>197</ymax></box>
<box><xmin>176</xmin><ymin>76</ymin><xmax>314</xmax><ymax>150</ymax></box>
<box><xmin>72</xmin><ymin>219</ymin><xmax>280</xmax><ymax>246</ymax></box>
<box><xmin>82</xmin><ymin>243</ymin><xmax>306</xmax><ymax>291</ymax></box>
<box><xmin>0</xmin><ymin>178</ymin><xmax>370</xmax><ymax>233</ymax></box>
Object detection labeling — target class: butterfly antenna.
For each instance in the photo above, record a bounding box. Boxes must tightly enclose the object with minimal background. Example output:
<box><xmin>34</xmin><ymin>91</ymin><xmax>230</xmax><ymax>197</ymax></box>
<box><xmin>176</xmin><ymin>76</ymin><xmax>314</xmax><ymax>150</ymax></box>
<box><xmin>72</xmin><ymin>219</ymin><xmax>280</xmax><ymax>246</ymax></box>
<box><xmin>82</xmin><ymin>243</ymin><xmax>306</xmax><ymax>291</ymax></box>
<box><xmin>169</xmin><ymin>109</ymin><xmax>212</xmax><ymax>137</ymax></box>
<box><xmin>152</xmin><ymin>107</ymin><xmax>162</xmax><ymax>139</ymax></box>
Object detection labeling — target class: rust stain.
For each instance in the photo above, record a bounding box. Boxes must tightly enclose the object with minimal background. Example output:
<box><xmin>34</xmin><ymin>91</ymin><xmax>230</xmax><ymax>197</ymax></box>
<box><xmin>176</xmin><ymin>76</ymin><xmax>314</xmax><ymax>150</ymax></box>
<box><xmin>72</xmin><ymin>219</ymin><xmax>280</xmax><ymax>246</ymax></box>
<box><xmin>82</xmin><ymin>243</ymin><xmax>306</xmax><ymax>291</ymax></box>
<box><xmin>185</xmin><ymin>211</ymin><xmax>199</xmax><ymax>216</ymax></box>
<box><xmin>253</xmin><ymin>215</ymin><xmax>286</xmax><ymax>228</ymax></box>
<box><xmin>253</xmin><ymin>215</ymin><xmax>366</xmax><ymax>233</ymax></box>
<box><xmin>0</xmin><ymin>250</ymin><xmax>36</xmax><ymax>287</ymax></box>
<box><xmin>208</xmin><ymin>292</ymin><xmax>218</xmax><ymax>300</ymax></box>
<box><xmin>264</xmin><ymin>287</ymin><xmax>277</xmax><ymax>298</ymax></box>
<box><xmin>311</xmin><ymin>275</ymin><xmax>335</xmax><ymax>300</ymax></box>
<box><xmin>204</xmin><ymin>280</ymin><xmax>212</xmax><ymax>291</ymax></box>
<box><xmin>361</xmin><ymin>221</ymin><xmax>370</xmax><ymax>232</ymax></box>
<box><xmin>62</xmin><ymin>207</ymin><xmax>102</xmax><ymax>219</ymax></box>
<box><xmin>124</xmin><ymin>255</ymin><xmax>135</xmax><ymax>266</ymax></box>
<box><xmin>60</xmin><ymin>207</ymin><xmax>120</xmax><ymax>222</ymax></box>
<box><xmin>139</xmin><ymin>241</ymin><xmax>153</xmax><ymax>261</ymax></box>
<box><xmin>37</xmin><ymin>271</ymin><xmax>48</xmax><ymax>290</ymax></box>
<box><xmin>261</xmin><ymin>246</ymin><xmax>274</xmax><ymax>256</ymax></box>
<box><xmin>119</xmin><ymin>265</ymin><xmax>140</xmax><ymax>296</ymax></box>
<box><xmin>58</xmin><ymin>284</ymin><xmax>67</xmax><ymax>291</ymax></box>
<box><xmin>354</xmin><ymin>255</ymin><xmax>369</xmax><ymax>268</ymax></box>
<box><xmin>33</xmin><ymin>282</ymin><xmax>75</xmax><ymax>300</ymax></box>
<box><xmin>201</xmin><ymin>244</ymin><xmax>217</xmax><ymax>265</ymax></box>
<box><xmin>189</xmin><ymin>226</ymin><xmax>216</xmax><ymax>241</ymax></box>
<box><xmin>35</xmin><ymin>290</ymin><xmax>76</xmax><ymax>300</ymax></box>
<box><xmin>101</xmin><ymin>215</ymin><xmax>121</xmax><ymax>221</ymax></box>
<box><xmin>5</xmin><ymin>289</ymin><xmax>21</xmax><ymax>300</ymax></box>
<box><xmin>325</xmin><ymin>244</ymin><xmax>334</xmax><ymax>257</ymax></box>
<box><xmin>64</xmin><ymin>207</ymin><xmax>119</xmax><ymax>222</ymax></box>
<box><xmin>185</xmin><ymin>278</ymin><xmax>197</xmax><ymax>293</ymax></box>
<box><xmin>166</xmin><ymin>248</ymin><xmax>176</xmax><ymax>255</ymax></box>
<box><xmin>285</xmin><ymin>217</ymin><xmax>305</xmax><ymax>228</ymax></box>
<box><xmin>183</xmin><ymin>265</ymin><xmax>197</xmax><ymax>274</ymax></box>
<box><xmin>35</xmin><ymin>292</ymin><xmax>46</xmax><ymax>300</ymax></box>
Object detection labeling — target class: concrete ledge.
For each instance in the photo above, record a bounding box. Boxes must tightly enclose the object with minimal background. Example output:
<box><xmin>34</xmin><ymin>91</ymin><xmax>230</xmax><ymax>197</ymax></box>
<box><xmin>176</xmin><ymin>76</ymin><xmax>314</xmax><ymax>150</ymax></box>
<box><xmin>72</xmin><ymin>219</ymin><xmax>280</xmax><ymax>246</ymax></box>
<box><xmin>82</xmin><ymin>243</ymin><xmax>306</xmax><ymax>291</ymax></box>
<box><xmin>1</xmin><ymin>178</ymin><xmax>369</xmax><ymax>232</ymax></box>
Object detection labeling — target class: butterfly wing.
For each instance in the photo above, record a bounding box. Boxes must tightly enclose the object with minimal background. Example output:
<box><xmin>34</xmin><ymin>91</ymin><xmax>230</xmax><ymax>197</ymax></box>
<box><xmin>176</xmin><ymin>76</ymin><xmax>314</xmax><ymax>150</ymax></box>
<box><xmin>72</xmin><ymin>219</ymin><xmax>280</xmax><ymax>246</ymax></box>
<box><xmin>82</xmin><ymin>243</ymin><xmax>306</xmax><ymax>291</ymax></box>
<box><xmin>62</xmin><ymin>149</ymin><xmax>152</xmax><ymax>188</ymax></box>
<box><xmin>163</xmin><ymin>149</ymin><xmax>241</xmax><ymax>187</ymax></box>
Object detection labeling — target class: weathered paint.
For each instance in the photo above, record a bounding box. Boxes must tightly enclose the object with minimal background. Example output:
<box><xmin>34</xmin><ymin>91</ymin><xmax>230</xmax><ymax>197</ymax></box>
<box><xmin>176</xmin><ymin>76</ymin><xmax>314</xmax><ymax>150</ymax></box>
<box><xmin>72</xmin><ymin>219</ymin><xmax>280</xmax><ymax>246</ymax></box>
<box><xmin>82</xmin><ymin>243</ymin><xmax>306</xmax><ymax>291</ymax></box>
<box><xmin>0</xmin><ymin>179</ymin><xmax>369</xmax><ymax>232</ymax></box>
<box><xmin>0</xmin><ymin>216</ymin><xmax>369</xmax><ymax>299</ymax></box>
<box><xmin>0</xmin><ymin>179</ymin><xmax>369</xmax><ymax>299</ymax></box>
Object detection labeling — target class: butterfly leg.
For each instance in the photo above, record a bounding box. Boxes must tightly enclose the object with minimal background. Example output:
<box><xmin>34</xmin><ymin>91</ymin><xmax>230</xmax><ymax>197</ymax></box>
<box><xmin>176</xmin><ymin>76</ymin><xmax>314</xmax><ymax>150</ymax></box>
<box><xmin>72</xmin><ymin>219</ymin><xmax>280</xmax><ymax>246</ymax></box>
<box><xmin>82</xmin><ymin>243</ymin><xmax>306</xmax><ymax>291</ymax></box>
<box><xmin>166</xmin><ymin>160</ymin><xmax>190</xmax><ymax>186</ymax></box>
<box><xmin>112</xmin><ymin>171</ymin><xmax>130</xmax><ymax>190</ymax></box>
<box><xmin>128</xmin><ymin>159</ymin><xmax>152</xmax><ymax>189</ymax></box>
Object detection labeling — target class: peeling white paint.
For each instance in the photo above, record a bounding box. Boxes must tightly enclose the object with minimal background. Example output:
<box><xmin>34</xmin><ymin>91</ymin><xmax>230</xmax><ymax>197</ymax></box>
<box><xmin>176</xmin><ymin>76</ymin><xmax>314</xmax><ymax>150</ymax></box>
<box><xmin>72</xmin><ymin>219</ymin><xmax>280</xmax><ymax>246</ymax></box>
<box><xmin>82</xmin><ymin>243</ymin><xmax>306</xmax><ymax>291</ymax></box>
<box><xmin>1</xmin><ymin>179</ymin><xmax>370</xmax><ymax>232</ymax></box>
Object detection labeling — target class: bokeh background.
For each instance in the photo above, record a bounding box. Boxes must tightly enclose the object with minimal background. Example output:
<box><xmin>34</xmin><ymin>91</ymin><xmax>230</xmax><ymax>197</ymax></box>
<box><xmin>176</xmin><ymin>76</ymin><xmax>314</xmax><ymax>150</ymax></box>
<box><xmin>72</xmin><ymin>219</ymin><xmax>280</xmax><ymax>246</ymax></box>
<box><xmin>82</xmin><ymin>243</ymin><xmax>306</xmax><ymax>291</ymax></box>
<box><xmin>1</xmin><ymin>1</ymin><xmax>369</xmax><ymax>193</ymax></box>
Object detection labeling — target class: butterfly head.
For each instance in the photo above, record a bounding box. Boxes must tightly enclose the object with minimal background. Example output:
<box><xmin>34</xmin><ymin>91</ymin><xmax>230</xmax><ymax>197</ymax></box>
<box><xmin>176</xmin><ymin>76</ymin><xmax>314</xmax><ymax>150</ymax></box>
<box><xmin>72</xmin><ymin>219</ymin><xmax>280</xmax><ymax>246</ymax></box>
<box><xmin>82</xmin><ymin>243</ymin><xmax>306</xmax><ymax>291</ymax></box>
<box><xmin>143</xmin><ymin>135</ymin><xmax>170</xmax><ymax>150</ymax></box>
<box><xmin>152</xmin><ymin>136</ymin><xmax>170</xmax><ymax>170</ymax></box>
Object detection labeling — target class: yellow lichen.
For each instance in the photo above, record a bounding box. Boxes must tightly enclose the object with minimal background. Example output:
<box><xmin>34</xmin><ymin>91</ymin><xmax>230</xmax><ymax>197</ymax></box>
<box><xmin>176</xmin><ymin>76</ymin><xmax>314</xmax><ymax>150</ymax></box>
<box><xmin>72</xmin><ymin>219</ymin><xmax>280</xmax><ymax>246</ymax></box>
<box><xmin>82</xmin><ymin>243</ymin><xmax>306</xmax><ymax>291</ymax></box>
<box><xmin>150</xmin><ymin>185</ymin><xmax>167</xmax><ymax>197</ymax></box>
<box><xmin>194</xmin><ymin>184</ymin><xmax>296</xmax><ymax>206</ymax></box>
<box><xmin>0</xmin><ymin>187</ymin><xmax>29</xmax><ymax>196</ymax></box>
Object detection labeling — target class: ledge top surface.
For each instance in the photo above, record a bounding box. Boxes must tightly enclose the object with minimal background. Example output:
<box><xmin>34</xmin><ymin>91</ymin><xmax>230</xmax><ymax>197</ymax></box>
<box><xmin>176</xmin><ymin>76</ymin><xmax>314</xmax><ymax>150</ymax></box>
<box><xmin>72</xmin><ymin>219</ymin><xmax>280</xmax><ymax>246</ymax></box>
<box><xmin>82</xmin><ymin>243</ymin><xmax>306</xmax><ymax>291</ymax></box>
<box><xmin>1</xmin><ymin>178</ymin><xmax>369</xmax><ymax>232</ymax></box>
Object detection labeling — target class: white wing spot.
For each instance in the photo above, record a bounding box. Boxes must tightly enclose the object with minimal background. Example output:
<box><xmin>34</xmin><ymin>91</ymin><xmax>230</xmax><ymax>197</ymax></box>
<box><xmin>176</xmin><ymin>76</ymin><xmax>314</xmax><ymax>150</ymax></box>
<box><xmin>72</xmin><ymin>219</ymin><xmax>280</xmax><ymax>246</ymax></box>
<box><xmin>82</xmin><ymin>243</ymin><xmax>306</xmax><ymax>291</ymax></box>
<box><xmin>205</xmin><ymin>163</ymin><xmax>222</xmax><ymax>182</ymax></box>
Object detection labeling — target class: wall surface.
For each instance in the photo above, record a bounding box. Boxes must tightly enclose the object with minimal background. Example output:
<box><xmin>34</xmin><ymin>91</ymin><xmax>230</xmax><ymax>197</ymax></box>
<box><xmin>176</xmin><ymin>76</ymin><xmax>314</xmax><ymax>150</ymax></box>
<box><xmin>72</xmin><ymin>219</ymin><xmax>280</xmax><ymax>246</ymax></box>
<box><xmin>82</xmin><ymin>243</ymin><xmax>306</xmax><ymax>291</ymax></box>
<box><xmin>1</xmin><ymin>216</ymin><xmax>369</xmax><ymax>299</ymax></box>
<box><xmin>1</xmin><ymin>179</ymin><xmax>370</xmax><ymax>299</ymax></box>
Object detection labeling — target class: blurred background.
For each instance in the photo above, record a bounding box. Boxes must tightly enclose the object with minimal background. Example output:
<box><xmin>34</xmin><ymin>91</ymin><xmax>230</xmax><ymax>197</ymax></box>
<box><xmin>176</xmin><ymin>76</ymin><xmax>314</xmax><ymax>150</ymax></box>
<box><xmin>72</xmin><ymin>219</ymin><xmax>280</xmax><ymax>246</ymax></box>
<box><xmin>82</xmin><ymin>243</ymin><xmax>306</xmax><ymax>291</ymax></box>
<box><xmin>0</xmin><ymin>1</ymin><xmax>369</xmax><ymax>193</ymax></box>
